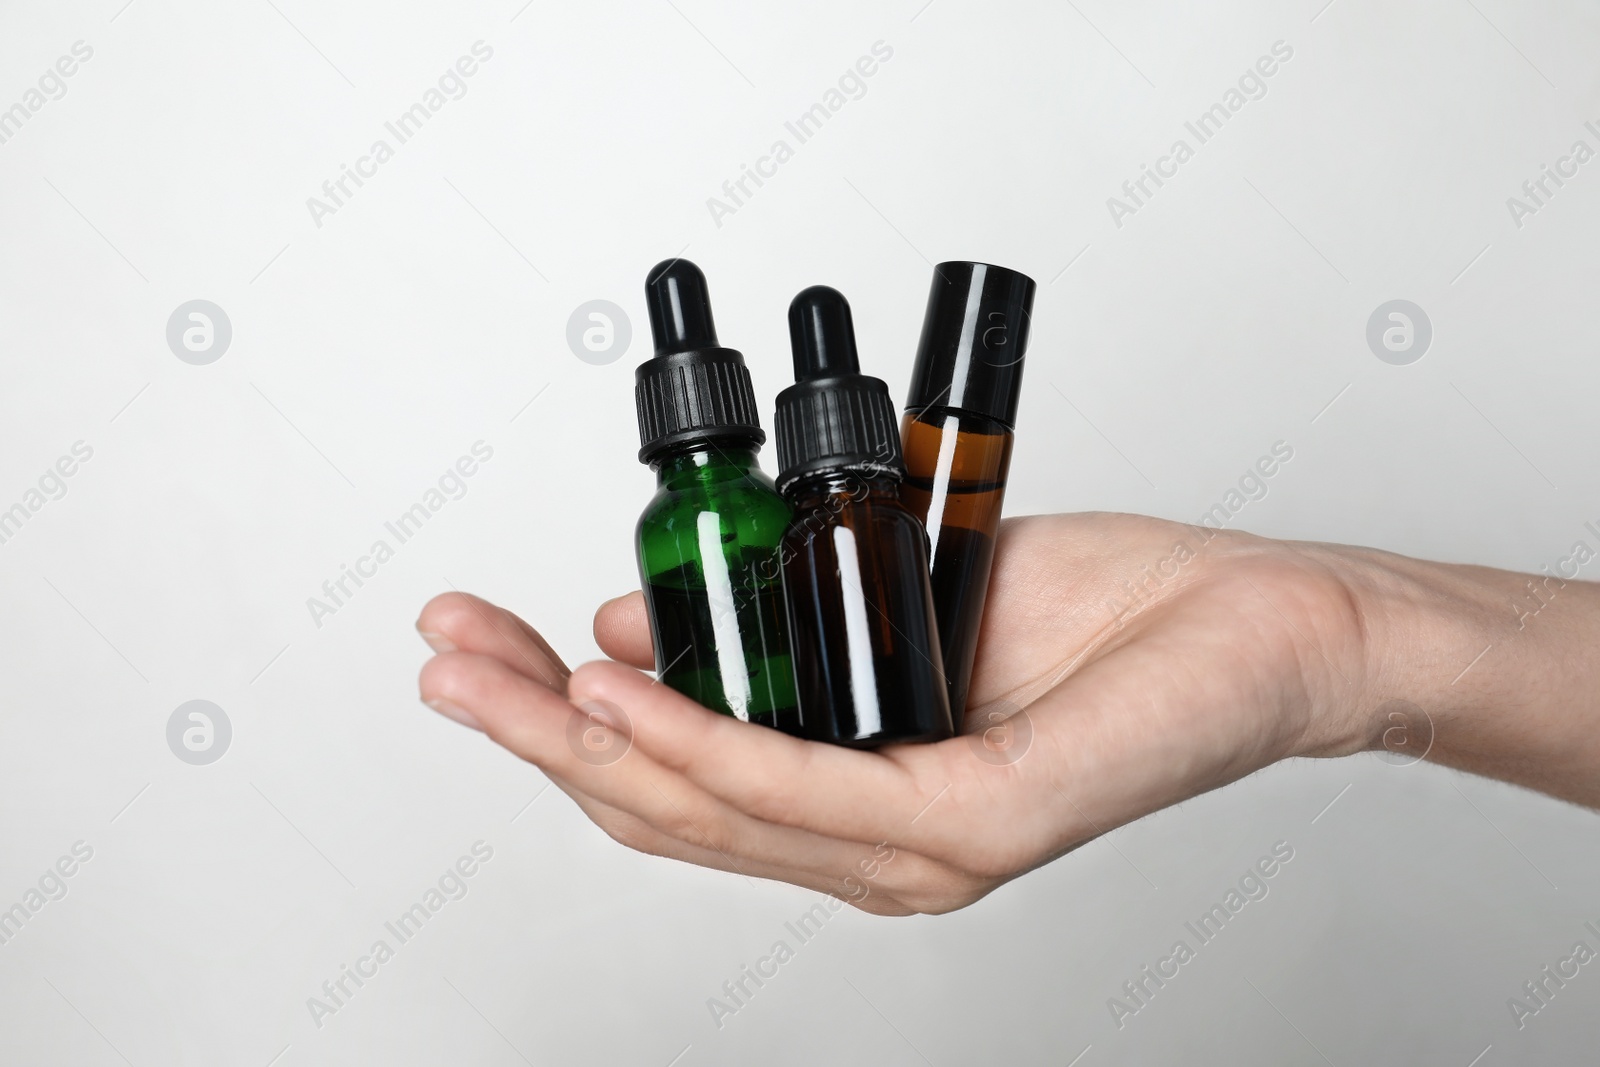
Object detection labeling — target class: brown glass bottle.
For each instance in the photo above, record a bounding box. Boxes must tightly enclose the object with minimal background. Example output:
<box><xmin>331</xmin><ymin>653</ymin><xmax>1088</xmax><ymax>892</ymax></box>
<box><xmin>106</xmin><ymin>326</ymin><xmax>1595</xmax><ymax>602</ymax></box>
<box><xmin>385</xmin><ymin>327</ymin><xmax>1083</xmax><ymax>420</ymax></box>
<box><xmin>900</xmin><ymin>408</ymin><xmax>1014</xmax><ymax>726</ymax></box>
<box><xmin>779</xmin><ymin>470</ymin><xmax>951</xmax><ymax>746</ymax></box>
<box><xmin>900</xmin><ymin>262</ymin><xmax>1036</xmax><ymax>728</ymax></box>
<box><xmin>774</xmin><ymin>285</ymin><xmax>953</xmax><ymax>748</ymax></box>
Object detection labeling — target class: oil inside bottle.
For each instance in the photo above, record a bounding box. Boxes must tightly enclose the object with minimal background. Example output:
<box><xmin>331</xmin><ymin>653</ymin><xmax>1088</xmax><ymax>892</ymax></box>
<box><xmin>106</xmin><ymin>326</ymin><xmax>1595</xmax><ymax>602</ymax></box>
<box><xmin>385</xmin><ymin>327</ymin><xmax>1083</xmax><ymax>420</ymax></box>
<box><xmin>645</xmin><ymin>555</ymin><xmax>795</xmax><ymax>728</ymax></box>
<box><xmin>899</xmin><ymin>409</ymin><xmax>1013</xmax><ymax>724</ymax></box>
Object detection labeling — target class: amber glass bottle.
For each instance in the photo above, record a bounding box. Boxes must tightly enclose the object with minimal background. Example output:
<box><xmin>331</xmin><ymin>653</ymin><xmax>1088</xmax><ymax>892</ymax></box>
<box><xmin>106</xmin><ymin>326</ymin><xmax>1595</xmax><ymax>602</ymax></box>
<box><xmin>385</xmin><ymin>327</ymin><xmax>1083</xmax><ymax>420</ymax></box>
<box><xmin>773</xmin><ymin>286</ymin><xmax>952</xmax><ymax>748</ymax></box>
<box><xmin>899</xmin><ymin>262</ymin><xmax>1036</xmax><ymax>728</ymax></box>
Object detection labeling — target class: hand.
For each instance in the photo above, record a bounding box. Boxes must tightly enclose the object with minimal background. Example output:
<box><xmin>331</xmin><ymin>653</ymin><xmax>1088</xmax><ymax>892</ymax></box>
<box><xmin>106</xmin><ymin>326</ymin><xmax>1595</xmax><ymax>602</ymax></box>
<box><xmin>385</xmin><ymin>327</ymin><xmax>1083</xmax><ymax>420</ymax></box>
<box><xmin>415</xmin><ymin>513</ymin><xmax>1600</xmax><ymax>915</ymax></box>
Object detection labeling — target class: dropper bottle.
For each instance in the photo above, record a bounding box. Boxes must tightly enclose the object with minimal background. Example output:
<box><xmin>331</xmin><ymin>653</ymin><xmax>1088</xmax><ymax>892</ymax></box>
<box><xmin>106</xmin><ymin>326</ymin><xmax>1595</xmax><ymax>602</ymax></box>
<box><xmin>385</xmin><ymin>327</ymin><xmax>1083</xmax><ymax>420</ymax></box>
<box><xmin>633</xmin><ymin>259</ymin><xmax>796</xmax><ymax>727</ymax></box>
<box><xmin>773</xmin><ymin>286</ymin><xmax>952</xmax><ymax>747</ymax></box>
<box><xmin>899</xmin><ymin>262</ymin><xmax>1036</xmax><ymax>728</ymax></box>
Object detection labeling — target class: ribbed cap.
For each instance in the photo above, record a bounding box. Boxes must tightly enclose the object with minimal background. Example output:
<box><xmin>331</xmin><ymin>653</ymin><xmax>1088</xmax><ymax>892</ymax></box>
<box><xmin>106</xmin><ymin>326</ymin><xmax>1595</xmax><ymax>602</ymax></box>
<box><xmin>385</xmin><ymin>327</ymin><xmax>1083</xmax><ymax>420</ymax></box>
<box><xmin>773</xmin><ymin>286</ymin><xmax>904</xmax><ymax>494</ymax></box>
<box><xmin>634</xmin><ymin>258</ymin><xmax>764</xmax><ymax>464</ymax></box>
<box><xmin>906</xmin><ymin>261</ymin><xmax>1036</xmax><ymax>427</ymax></box>
<box><xmin>636</xmin><ymin>350</ymin><xmax>764</xmax><ymax>463</ymax></box>
<box><xmin>774</xmin><ymin>376</ymin><xmax>903</xmax><ymax>492</ymax></box>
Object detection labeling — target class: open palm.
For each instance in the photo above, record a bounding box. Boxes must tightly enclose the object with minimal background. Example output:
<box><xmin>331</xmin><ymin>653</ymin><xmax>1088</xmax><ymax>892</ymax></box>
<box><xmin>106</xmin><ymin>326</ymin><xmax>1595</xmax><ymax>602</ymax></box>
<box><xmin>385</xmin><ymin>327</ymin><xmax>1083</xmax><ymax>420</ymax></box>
<box><xmin>417</xmin><ymin>512</ymin><xmax>1382</xmax><ymax>914</ymax></box>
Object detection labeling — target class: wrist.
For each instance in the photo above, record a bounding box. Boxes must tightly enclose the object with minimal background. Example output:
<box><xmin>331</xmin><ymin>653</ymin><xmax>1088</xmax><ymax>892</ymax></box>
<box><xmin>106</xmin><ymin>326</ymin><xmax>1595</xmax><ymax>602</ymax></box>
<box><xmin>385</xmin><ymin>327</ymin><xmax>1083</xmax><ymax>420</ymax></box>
<box><xmin>1339</xmin><ymin>546</ymin><xmax>1600</xmax><ymax>804</ymax></box>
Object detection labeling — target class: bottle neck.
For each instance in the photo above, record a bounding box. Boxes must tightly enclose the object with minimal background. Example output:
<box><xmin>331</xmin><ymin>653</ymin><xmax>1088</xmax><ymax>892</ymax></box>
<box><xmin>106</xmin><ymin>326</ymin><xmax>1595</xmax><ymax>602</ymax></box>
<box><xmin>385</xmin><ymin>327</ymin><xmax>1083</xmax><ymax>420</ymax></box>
<box><xmin>783</xmin><ymin>466</ymin><xmax>901</xmax><ymax>511</ymax></box>
<box><xmin>652</xmin><ymin>440</ymin><xmax>762</xmax><ymax>490</ymax></box>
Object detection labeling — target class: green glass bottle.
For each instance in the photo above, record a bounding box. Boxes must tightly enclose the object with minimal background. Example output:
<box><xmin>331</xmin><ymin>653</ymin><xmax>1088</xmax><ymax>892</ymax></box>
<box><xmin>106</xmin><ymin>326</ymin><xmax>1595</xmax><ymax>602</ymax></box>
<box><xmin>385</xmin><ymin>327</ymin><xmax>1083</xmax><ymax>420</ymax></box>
<box><xmin>634</xmin><ymin>259</ymin><xmax>797</xmax><ymax>728</ymax></box>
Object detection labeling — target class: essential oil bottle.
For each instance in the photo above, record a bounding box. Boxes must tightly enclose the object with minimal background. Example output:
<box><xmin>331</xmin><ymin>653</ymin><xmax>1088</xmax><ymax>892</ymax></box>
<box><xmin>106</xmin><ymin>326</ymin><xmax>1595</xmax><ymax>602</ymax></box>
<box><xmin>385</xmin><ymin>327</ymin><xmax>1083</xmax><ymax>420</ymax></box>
<box><xmin>772</xmin><ymin>285</ymin><xmax>953</xmax><ymax>748</ymax></box>
<box><xmin>899</xmin><ymin>262</ymin><xmax>1036</xmax><ymax>728</ymax></box>
<box><xmin>633</xmin><ymin>259</ymin><xmax>797</xmax><ymax>728</ymax></box>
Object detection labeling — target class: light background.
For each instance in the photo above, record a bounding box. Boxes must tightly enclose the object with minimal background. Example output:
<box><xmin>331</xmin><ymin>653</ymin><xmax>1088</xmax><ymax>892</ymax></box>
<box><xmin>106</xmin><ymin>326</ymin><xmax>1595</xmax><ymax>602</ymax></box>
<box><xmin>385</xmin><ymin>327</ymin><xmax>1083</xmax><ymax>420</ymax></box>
<box><xmin>1</xmin><ymin>0</ymin><xmax>1598</xmax><ymax>1064</ymax></box>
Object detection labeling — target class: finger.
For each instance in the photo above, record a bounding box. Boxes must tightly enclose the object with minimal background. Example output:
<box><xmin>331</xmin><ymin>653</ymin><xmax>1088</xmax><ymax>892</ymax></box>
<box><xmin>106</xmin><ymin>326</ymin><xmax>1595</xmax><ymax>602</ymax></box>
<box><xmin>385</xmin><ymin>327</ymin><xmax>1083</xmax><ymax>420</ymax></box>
<box><xmin>417</xmin><ymin>592</ymin><xmax>569</xmax><ymax>689</ymax></box>
<box><xmin>594</xmin><ymin>591</ymin><xmax>654</xmax><ymax>670</ymax></box>
<box><xmin>541</xmin><ymin>771</ymin><xmax>920</xmax><ymax>915</ymax></box>
<box><xmin>565</xmin><ymin>658</ymin><xmax>1135</xmax><ymax>883</ymax></box>
<box><xmin>565</xmin><ymin>659</ymin><xmax>957</xmax><ymax>848</ymax></box>
<box><xmin>420</xmin><ymin>651</ymin><xmax>950</xmax><ymax>891</ymax></box>
<box><xmin>552</xmin><ymin>772</ymin><xmax>986</xmax><ymax>915</ymax></box>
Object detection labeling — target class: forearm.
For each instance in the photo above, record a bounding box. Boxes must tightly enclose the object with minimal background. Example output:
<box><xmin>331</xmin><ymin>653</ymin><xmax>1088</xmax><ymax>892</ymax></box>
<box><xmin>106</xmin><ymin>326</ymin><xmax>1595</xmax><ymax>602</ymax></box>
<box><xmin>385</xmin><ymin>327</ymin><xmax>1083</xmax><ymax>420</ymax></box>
<box><xmin>1345</xmin><ymin>546</ymin><xmax>1600</xmax><ymax>806</ymax></box>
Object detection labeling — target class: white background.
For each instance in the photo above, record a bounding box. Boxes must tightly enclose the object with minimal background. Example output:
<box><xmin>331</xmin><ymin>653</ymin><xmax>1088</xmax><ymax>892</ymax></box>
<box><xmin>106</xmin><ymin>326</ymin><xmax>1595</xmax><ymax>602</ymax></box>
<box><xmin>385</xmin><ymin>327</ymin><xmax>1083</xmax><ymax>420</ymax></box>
<box><xmin>2</xmin><ymin>0</ymin><xmax>1598</xmax><ymax>1064</ymax></box>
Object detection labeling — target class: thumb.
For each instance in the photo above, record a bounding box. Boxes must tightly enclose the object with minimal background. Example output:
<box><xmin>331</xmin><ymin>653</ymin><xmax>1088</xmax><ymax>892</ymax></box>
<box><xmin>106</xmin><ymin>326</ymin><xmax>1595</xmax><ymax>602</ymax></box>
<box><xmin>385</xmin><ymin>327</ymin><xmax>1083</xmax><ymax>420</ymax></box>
<box><xmin>595</xmin><ymin>591</ymin><xmax>655</xmax><ymax>670</ymax></box>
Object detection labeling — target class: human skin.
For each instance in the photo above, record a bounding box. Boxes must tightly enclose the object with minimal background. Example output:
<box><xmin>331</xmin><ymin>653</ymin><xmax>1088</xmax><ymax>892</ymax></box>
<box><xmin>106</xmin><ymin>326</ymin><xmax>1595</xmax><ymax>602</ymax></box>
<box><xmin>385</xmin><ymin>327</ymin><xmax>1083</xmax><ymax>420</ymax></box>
<box><xmin>415</xmin><ymin>513</ymin><xmax>1600</xmax><ymax>916</ymax></box>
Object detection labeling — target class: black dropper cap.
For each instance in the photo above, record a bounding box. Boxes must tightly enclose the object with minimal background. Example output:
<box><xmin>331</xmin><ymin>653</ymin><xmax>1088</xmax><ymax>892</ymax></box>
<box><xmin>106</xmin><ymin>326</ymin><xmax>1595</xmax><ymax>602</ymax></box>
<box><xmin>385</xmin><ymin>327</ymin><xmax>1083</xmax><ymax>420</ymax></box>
<box><xmin>906</xmin><ymin>262</ymin><xmax>1036</xmax><ymax>427</ymax></box>
<box><xmin>635</xmin><ymin>258</ymin><xmax>765</xmax><ymax>464</ymax></box>
<box><xmin>773</xmin><ymin>286</ymin><xmax>904</xmax><ymax>494</ymax></box>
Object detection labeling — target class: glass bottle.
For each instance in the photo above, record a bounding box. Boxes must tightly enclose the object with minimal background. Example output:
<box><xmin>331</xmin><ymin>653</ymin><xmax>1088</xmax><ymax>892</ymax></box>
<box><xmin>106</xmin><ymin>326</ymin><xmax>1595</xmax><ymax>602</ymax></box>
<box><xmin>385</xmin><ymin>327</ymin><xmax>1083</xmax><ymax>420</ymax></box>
<box><xmin>633</xmin><ymin>259</ymin><xmax>796</xmax><ymax>728</ymax></box>
<box><xmin>638</xmin><ymin>442</ymin><xmax>795</xmax><ymax>725</ymax></box>
<box><xmin>899</xmin><ymin>261</ymin><xmax>1035</xmax><ymax>727</ymax></box>
<box><xmin>773</xmin><ymin>285</ymin><xmax>952</xmax><ymax>747</ymax></box>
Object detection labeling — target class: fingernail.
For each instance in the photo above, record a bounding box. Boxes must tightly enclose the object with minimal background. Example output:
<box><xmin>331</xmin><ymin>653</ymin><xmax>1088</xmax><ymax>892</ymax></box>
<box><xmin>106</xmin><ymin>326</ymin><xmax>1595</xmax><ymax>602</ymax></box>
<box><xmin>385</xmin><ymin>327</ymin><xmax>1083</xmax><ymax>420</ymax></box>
<box><xmin>425</xmin><ymin>697</ymin><xmax>482</xmax><ymax>731</ymax></box>
<box><xmin>417</xmin><ymin>628</ymin><xmax>457</xmax><ymax>654</ymax></box>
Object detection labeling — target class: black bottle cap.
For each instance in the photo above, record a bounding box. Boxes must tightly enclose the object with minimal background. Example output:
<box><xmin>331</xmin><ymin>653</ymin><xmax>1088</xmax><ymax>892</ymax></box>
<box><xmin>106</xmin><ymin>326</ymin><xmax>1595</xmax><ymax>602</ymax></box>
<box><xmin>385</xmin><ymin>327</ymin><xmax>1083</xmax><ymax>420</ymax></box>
<box><xmin>906</xmin><ymin>261</ymin><xmax>1037</xmax><ymax>428</ymax></box>
<box><xmin>773</xmin><ymin>286</ymin><xmax>904</xmax><ymax>494</ymax></box>
<box><xmin>635</xmin><ymin>258</ymin><xmax>765</xmax><ymax>465</ymax></box>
